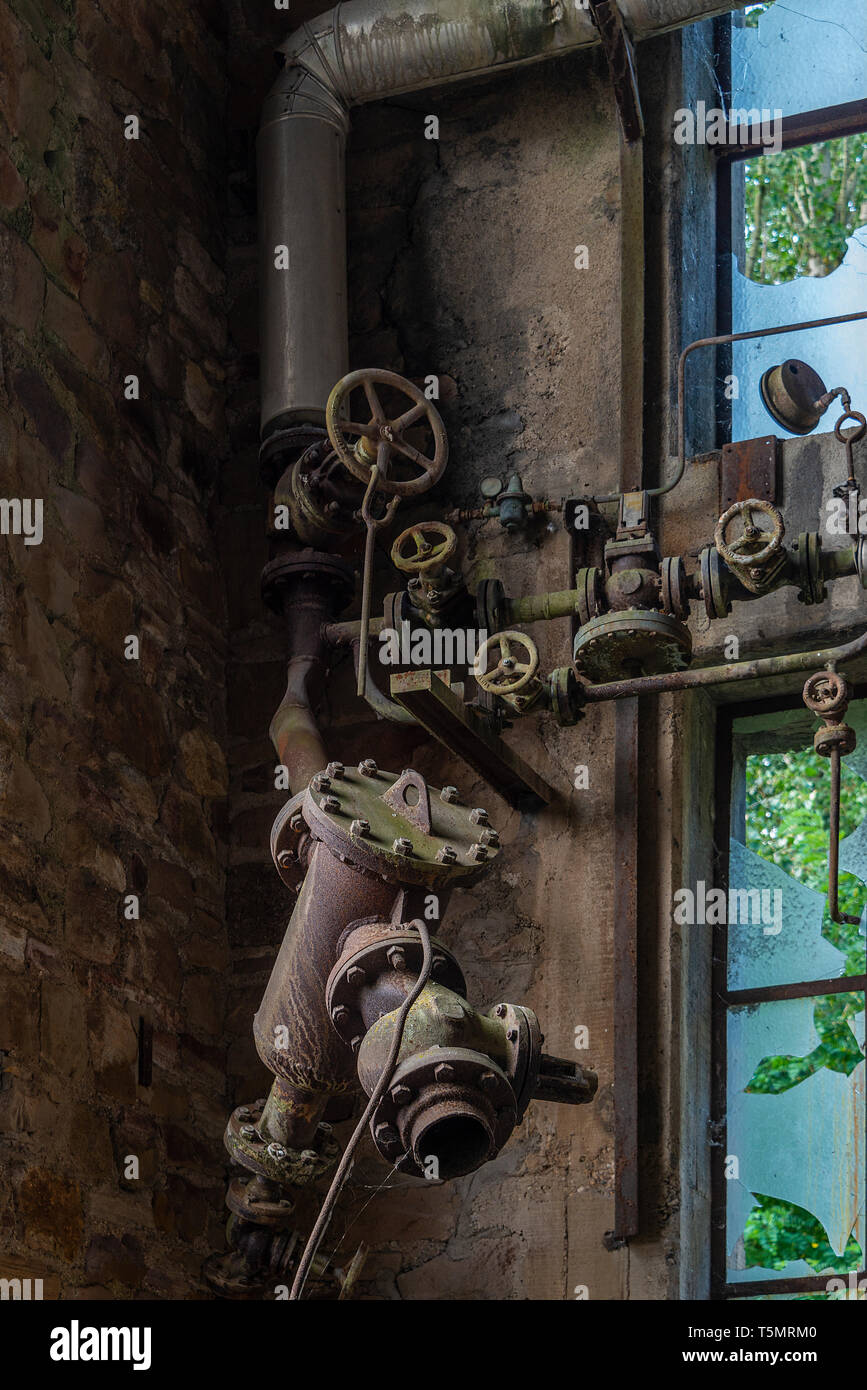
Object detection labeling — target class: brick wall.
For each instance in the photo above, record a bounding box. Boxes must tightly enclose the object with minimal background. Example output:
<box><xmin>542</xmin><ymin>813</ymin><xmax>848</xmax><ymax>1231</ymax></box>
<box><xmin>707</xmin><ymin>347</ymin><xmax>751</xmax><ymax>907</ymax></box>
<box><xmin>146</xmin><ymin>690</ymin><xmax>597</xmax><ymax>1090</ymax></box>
<box><xmin>1</xmin><ymin>0</ymin><xmax>231</xmax><ymax>1298</ymax></box>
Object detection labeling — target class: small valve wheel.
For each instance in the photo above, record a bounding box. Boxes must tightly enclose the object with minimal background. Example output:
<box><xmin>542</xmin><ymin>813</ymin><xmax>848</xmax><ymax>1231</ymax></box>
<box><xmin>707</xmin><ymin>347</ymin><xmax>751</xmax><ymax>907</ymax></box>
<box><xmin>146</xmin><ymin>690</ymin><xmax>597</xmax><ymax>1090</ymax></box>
<box><xmin>473</xmin><ymin>630</ymin><xmax>539</xmax><ymax>696</ymax></box>
<box><xmin>714</xmin><ymin>497</ymin><xmax>785</xmax><ymax>570</ymax></box>
<box><xmin>803</xmin><ymin>670</ymin><xmax>851</xmax><ymax>717</ymax></box>
<box><xmin>325</xmin><ymin>368</ymin><xmax>448</xmax><ymax>498</ymax></box>
<box><xmin>391</xmin><ymin>521</ymin><xmax>457</xmax><ymax>574</ymax></box>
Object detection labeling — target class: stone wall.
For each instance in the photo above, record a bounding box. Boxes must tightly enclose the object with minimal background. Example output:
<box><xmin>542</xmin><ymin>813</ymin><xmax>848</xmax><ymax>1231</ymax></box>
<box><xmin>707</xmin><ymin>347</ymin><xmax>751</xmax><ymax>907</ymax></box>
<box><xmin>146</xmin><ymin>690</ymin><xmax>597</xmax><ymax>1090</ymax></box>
<box><xmin>0</xmin><ymin>0</ymin><xmax>231</xmax><ymax>1298</ymax></box>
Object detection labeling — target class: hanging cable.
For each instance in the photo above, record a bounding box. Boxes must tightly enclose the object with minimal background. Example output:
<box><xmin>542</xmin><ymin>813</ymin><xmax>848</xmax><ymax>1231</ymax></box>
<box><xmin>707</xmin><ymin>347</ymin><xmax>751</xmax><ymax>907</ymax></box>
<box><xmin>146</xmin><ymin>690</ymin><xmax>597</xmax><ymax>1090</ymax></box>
<box><xmin>289</xmin><ymin>917</ymin><xmax>433</xmax><ymax>1300</ymax></box>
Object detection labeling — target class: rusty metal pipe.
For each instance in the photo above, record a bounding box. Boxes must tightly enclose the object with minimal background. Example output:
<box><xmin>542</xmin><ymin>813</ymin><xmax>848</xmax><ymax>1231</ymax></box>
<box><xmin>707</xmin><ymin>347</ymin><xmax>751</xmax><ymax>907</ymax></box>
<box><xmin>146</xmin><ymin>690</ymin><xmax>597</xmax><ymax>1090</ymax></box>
<box><xmin>260</xmin><ymin>0</ymin><xmax>752</xmax><ymax>436</ymax></box>
<box><xmin>579</xmin><ymin>623</ymin><xmax>867</xmax><ymax>702</ymax></box>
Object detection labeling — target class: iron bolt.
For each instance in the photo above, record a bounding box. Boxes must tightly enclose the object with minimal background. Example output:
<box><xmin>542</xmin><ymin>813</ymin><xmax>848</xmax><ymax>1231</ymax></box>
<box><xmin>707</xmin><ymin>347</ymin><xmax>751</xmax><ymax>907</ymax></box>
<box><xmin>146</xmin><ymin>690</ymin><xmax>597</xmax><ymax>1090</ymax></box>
<box><xmin>440</xmin><ymin>785</ymin><xmax>459</xmax><ymax>803</ymax></box>
<box><xmin>393</xmin><ymin>836</ymin><xmax>413</xmax><ymax>856</ymax></box>
<box><xmin>387</xmin><ymin>945</ymin><xmax>407</xmax><ymax>971</ymax></box>
<box><xmin>346</xmin><ymin>966</ymin><xmax>367</xmax><ymax>987</ymax></box>
<box><xmin>311</xmin><ymin>773</ymin><xmax>331</xmax><ymax>793</ymax></box>
<box><xmin>436</xmin><ymin>844</ymin><xmax>457</xmax><ymax>864</ymax></box>
<box><xmin>506</xmin><ymin>1028</ymin><xmax>518</xmax><ymax>1042</ymax></box>
<box><xmin>390</xmin><ymin>1084</ymin><xmax>413</xmax><ymax>1106</ymax></box>
<box><xmin>326</xmin><ymin>761</ymin><xmax>345</xmax><ymax>779</ymax></box>
<box><xmin>469</xmin><ymin>807</ymin><xmax>489</xmax><ymax>825</ymax></box>
<box><xmin>480</xmin><ymin>828</ymin><xmax>500</xmax><ymax>848</ymax></box>
<box><xmin>374</xmin><ymin>1123</ymin><xmax>400</xmax><ymax>1149</ymax></box>
<box><xmin>495</xmin><ymin>1004</ymin><xmax>507</xmax><ymax>1018</ymax></box>
<box><xmin>317</xmin><ymin>1121</ymin><xmax>333</xmax><ymax>1137</ymax></box>
<box><xmin>237</xmin><ymin>1106</ymin><xmax>251</xmax><ymax>1120</ymax></box>
<box><xmin>300</xmin><ymin>1149</ymin><xmax>318</xmax><ymax>1164</ymax></box>
<box><xmin>434</xmin><ymin>1063</ymin><xmax>455</xmax><ymax>1082</ymax></box>
<box><xmin>289</xmin><ymin>813</ymin><xmax>305</xmax><ymax>833</ymax></box>
<box><xmin>350</xmin><ymin>818</ymin><xmax>370</xmax><ymax>838</ymax></box>
<box><xmin>321</xmin><ymin>795</ymin><xmax>341</xmax><ymax>813</ymax></box>
<box><xmin>267</xmin><ymin>1143</ymin><xmax>287</xmax><ymax>1161</ymax></box>
<box><xmin>331</xmin><ymin>1005</ymin><xmax>349</xmax><ymax>1025</ymax></box>
<box><xmin>350</xmin><ymin>1034</ymin><xmax>363</xmax><ymax>1051</ymax></box>
<box><xmin>240</xmin><ymin>1124</ymin><xmax>258</xmax><ymax>1140</ymax></box>
<box><xmin>431</xmin><ymin>952</ymin><xmax>447</xmax><ymax>975</ymax></box>
<box><xmin>276</xmin><ymin>850</ymin><xmax>294</xmax><ymax>869</ymax></box>
<box><xmin>408</xmin><ymin>577</ymin><xmax>421</xmax><ymax>589</ymax></box>
<box><xmin>468</xmin><ymin>843</ymin><xmax>488</xmax><ymax>862</ymax></box>
<box><xmin>358</xmin><ymin>758</ymin><xmax>378</xmax><ymax>776</ymax></box>
<box><xmin>479</xmin><ymin>1071</ymin><xmax>498</xmax><ymax>1092</ymax></box>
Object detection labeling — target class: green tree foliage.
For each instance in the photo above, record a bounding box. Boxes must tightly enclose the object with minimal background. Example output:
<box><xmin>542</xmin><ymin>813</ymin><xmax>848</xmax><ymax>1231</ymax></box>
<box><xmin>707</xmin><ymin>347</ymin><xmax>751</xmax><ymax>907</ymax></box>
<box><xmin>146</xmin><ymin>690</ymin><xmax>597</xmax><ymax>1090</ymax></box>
<box><xmin>736</xmin><ymin>747</ymin><xmax>865</xmax><ymax>1284</ymax></box>
<box><xmin>743</xmin><ymin>135</ymin><xmax>867</xmax><ymax>284</ymax></box>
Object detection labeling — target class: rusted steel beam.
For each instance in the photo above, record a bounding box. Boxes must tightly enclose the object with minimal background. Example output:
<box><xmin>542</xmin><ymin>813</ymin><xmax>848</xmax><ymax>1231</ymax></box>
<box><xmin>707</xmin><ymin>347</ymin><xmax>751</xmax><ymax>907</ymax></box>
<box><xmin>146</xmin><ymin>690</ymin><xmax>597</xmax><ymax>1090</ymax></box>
<box><xmin>719</xmin><ymin>99</ymin><xmax>867</xmax><ymax>162</ymax></box>
<box><xmin>389</xmin><ymin>670</ymin><xmax>556</xmax><ymax>809</ymax></box>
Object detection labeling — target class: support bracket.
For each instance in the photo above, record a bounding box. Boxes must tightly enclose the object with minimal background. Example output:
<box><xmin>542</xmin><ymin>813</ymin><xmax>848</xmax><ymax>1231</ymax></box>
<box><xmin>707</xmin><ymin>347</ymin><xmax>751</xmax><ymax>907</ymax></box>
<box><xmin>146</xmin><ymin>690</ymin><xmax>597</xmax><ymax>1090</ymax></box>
<box><xmin>389</xmin><ymin>670</ymin><xmax>556</xmax><ymax>810</ymax></box>
<box><xmin>588</xmin><ymin>2</ymin><xmax>645</xmax><ymax>145</ymax></box>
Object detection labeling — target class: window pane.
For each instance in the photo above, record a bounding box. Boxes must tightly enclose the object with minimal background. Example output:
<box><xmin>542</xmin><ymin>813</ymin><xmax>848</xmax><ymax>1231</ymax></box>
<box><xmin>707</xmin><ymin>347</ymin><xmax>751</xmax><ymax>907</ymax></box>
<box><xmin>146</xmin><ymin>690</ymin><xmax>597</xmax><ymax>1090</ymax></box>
<box><xmin>726</xmin><ymin>996</ymin><xmax>865</xmax><ymax>1284</ymax></box>
<box><xmin>732</xmin><ymin>2</ymin><xmax>867</xmax><ymax>122</ymax></box>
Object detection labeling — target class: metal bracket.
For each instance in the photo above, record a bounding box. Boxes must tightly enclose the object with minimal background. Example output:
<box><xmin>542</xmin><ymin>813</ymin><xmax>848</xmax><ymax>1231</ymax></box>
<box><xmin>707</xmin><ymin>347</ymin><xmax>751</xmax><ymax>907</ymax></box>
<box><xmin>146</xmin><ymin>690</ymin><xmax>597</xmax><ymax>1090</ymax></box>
<box><xmin>720</xmin><ymin>435</ymin><xmax>778</xmax><ymax>514</ymax></box>
<box><xmin>588</xmin><ymin>2</ymin><xmax>645</xmax><ymax>145</ymax></box>
<box><xmin>389</xmin><ymin>670</ymin><xmax>556</xmax><ymax>810</ymax></box>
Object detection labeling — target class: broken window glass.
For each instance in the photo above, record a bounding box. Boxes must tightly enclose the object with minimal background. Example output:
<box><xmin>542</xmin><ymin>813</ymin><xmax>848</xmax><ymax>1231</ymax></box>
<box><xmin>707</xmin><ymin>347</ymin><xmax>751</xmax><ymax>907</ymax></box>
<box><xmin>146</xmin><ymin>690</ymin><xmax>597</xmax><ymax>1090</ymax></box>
<box><xmin>724</xmin><ymin>706</ymin><xmax>866</xmax><ymax>1292</ymax></box>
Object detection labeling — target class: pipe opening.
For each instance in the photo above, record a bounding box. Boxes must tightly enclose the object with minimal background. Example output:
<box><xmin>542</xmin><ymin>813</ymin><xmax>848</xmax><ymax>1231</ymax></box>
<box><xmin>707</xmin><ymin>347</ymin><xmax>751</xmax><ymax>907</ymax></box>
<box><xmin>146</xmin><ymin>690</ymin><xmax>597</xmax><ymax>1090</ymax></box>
<box><xmin>413</xmin><ymin>1113</ymin><xmax>494</xmax><ymax>1180</ymax></box>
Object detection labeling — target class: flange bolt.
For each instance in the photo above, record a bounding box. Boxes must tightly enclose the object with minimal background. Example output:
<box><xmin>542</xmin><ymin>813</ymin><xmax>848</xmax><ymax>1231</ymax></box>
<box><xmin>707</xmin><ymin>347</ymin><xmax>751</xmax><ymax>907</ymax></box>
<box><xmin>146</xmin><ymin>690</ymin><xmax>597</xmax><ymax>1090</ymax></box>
<box><xmin>393</xmin><ymin>836</ymin><xmax>413</xmax><ymax>856</ymax></box>
<box><xmin>350</xmin><ymin>818</ymin><xmax>370</xmax><ymax>837</ymax></box>
<box><xmin>436</xmin><ymin>845</ymin><xmax>457</xmax><ymax>864</ymax></box>
<box><xmin>358</xmin><ymin>759</ymin><xmax>378</xmax><ymax>776</ymax></box>
<box><xmin>440</xmin><ymin>785</ymin><xmax>459</xmax><ymax>803</ymax></box>
<box><xmin>469</xmin><ymin>808</ymin><xmax>489</xmax><ymax>825</ymax></box>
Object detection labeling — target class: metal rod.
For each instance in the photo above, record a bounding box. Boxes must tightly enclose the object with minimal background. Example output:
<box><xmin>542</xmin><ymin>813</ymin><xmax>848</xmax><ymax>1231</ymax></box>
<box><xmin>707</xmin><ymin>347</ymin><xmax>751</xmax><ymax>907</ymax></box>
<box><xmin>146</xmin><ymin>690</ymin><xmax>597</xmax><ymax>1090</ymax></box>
<box><xmin>726</xmin><ymin>974</ymin><xmax>867</xmax><ymax>1007</ymax></box>
<box><xmin>662</xmin><ymin>310</ymin><xmax>867</xmax><ymax>500</ymax></box>
<box><xmin>828</xmin><ymin>745</ymin><xmax>862</xmax><ymax>926</ymax></box>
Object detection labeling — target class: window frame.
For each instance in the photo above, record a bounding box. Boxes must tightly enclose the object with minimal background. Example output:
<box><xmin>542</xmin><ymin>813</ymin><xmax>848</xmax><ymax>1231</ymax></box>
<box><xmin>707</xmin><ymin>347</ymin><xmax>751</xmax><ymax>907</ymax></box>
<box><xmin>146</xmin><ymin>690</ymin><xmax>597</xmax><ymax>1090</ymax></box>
<box><xmin>711</xmin><ymin>695</ymin><xmax>867</xmax><ymax>1300</ymax></box>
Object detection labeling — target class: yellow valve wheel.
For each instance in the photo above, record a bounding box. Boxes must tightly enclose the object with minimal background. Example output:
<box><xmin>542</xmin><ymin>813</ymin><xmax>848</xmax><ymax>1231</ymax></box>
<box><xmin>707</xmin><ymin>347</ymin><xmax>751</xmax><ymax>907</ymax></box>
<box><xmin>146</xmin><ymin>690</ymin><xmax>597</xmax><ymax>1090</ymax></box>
<box><xmin>473</xmin><ymin>630</ymin><xmax>539</xmax><ymax>696</ymax></box>
<box><xmin>326</xmin><ymin>368</ymin><xmax>448</xmax><ymax>498</ymax></box>
<box><xmin>391</xmin><ymin>521</ymin><xmax>457</xmax><ymax>574</ymax></box>
<box><xmin>714</xmin><ymin>497</ymin><xmax>784</xmax><ymax>570</ymax></box>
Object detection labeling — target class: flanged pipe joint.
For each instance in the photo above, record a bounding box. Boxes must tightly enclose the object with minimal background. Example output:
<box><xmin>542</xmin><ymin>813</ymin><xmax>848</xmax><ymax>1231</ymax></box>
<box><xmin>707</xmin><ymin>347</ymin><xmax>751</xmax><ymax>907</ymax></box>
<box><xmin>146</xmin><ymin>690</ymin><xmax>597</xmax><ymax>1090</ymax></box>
<box><xmin>326</xmin><ymin>917</ymin><xmax>597</xmax><ymax>1181</ymax></box>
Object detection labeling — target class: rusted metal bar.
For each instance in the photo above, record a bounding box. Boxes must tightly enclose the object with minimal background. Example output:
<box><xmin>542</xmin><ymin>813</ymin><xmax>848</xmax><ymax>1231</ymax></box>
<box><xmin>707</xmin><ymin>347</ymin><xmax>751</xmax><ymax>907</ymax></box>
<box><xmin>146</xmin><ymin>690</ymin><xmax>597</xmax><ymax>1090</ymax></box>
<box><xmin>718</xmin><ymin>98</ymin><xmax>867</xmax><ymax>163</ymax></box>
<box><xmin>580</xmin><ymin>623</ymin><xmax>867</xmax><ymax>703</ymax></box>
<box><xmin>827</xmin><ymin>746</ymin><xmax>862</xmax><ymax>926</ymax></box>
<box><xmin>588</xmin><ymin>0</ymin><xmax>644</xmax><ymax>145</ymax></box>
<box><xmin>725</xmin><ymin>1270</ymin><xmax>867</xmax><ymax>1298</ymax></box>
<box><xmin>389</xmin><ymin>670</ymin><xmax>555</xmax><ymax>809</ymax></box>
<box><xmin>726</xmin><ymin>974</ymin><xmax>867</xmax><ymax>1008</ymax></box>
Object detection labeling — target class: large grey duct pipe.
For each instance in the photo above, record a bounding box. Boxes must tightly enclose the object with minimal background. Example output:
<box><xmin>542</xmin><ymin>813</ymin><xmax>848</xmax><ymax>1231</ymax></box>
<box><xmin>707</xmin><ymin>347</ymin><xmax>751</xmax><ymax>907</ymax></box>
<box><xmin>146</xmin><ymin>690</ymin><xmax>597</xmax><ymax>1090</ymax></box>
<box><xmin>259</xmin><ymin>0</ymin><xmax>751</xmax><ymax>439</ymax></box>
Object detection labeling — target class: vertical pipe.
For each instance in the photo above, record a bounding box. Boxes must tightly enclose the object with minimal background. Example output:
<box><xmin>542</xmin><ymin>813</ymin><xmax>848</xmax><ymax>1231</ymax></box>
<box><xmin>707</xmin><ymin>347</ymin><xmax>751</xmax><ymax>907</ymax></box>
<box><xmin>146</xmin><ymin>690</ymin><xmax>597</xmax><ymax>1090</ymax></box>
<box><xmin>258</xmin><ymin>103</ymin><xmax>349</xmax><ymax>436</ymax></box>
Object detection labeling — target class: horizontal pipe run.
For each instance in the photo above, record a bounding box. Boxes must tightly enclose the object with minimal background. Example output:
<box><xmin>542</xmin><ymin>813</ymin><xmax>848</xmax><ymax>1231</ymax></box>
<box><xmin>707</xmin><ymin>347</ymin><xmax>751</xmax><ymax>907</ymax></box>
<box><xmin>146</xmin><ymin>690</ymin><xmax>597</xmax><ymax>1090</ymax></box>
<box><xmin>579</xmin><ymin>624</ymin><xmax>867</xmax><ymax>702</ymax></box>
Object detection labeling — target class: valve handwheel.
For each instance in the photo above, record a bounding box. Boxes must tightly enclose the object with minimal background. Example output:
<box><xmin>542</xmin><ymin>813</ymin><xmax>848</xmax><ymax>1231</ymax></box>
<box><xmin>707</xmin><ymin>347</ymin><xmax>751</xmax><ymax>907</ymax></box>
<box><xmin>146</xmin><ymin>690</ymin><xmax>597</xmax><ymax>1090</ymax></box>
<box><xmin>326</xmin><ymin>368</ymin><xmax>448</xmax><ymax>498</ymax></box>
<box><xmin>714</xmin><ymin>497</ymin><xmax>785</xmax><ymax>569</ymax></box>
<box><xmin>473</xmin><ymin>630</ymin><xmax>539</xmax><ymax>696</ymax></box>
<box><xmin>391</xmin><ymin>521</ymin><xmax>457</xmax><ymax>574</ymax></box>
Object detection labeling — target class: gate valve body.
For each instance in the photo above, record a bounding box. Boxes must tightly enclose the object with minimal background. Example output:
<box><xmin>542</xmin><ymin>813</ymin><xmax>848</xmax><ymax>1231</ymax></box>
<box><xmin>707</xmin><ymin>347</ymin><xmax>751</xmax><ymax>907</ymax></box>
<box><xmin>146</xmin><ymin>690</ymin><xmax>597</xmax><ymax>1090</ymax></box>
<box><xmin>473</xmin><ymin>629</ymin><xmax>582</xmax><ymax>725</ymax></box>
<box><xmin>326</xmin><ymin>918</ymin><xmax>597</xmax><ymax>1181</ymax></box>
<box><xmin>390</xmin><ymin>520</ymin><xmax>466</xmax><ymax>619</ymax></box>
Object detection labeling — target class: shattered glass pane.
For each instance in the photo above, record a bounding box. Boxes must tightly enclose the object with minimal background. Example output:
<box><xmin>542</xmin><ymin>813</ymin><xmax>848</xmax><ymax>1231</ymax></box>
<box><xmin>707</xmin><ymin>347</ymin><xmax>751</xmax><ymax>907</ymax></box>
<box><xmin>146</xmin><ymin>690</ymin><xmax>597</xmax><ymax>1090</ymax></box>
<box><xmin>731</xmin><ymin>232</ymin><xmax>867</xmax><ymax>443</ymax></box>
<box><xmin>727</xmin><ymin>839</ymin><xmax>846</xmax><ymax>991</ymax></box>
<box><xmin>727</xmin><ymin>998</ymin><xmax>865</xmax><ymax>1281</ymax></box>
<box><xmin>731</xmin><ymin>2</ymin><xmax>867</xmax><ymax>121</ymax></box>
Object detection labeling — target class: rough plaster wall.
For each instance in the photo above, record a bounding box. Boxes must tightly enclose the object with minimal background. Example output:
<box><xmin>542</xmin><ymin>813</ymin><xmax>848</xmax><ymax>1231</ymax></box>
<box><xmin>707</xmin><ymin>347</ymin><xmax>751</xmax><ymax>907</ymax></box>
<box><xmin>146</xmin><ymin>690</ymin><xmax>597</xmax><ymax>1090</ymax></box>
<box><xmin>0</xmin><ymin>0</ymin><xmax>231</xmax><ymax>1297</ymax></box>
<box><xmin>222</xmin><ymin>17</ymin><xmax>641</xmax><ymax>1297</ymax></box>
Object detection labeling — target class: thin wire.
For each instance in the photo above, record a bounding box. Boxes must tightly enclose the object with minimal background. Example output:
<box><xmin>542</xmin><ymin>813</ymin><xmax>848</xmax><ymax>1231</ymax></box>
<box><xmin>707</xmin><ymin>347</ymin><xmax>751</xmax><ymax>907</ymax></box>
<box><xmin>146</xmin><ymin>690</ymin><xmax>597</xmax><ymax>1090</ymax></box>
<box><xmin>289</xmin><ymin>918</ymin><xmax>432</xmax><ymax>1300</ymax></box>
